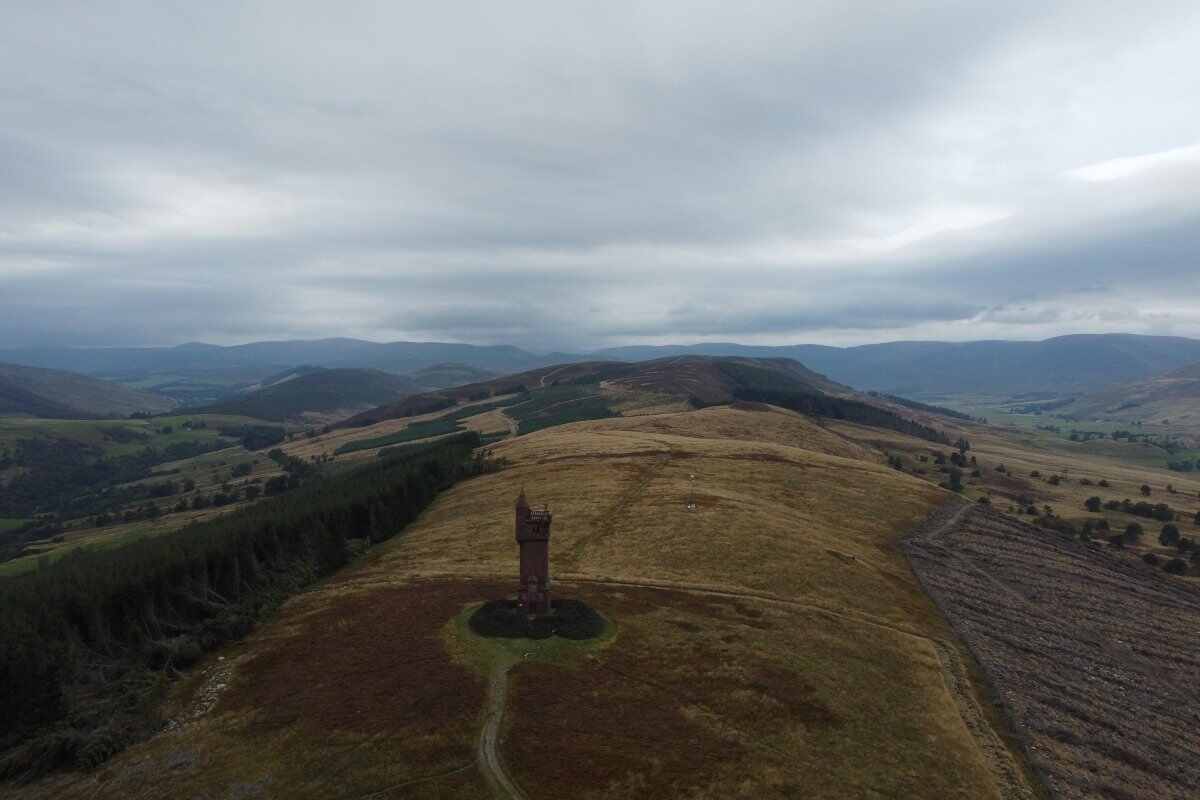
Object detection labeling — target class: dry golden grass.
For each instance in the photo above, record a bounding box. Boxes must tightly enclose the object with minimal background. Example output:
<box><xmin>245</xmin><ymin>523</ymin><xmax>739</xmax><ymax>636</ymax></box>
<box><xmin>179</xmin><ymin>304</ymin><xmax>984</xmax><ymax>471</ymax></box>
<box><xmin>372</xmin><ymin>407</ymin><xmax>945</xmax><ymax>631</ymax></box>
<box><xmin>281</xmin><ymin>393</ymin><xmax>520</xmax><ymax>461</ymax></box>
<box><xmin>600</xmin><ymin>381</ymin><xmax>692</xmax><ymax>416</ymax></box>
<box><xmin>20</xmin><ymin>404</ymin><xmax>1033</xmax><ymax>799</ymax></box>
<box><xmin>831</xmin><ymin>419</ymin><xmax>1200</xmax><ymax>567</ymax></box>
<box><xmin>461</xmin><ymin>408</ymin><xmax>513</xmax><ymax>435</ymax></box>
<box><xmin>351</xmin><ymin>404</ymin><xmax>1027</xmax><ymax>797</ymax></box>
<box><xmin>505</xmin><ymin>582</ymin><xmax>999</xmax><ymax>800</ymax></box>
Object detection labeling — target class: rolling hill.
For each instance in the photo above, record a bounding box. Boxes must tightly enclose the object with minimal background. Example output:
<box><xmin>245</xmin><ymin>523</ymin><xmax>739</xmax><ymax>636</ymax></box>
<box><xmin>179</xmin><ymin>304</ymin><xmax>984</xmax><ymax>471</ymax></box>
<box><xmin>1058</xmin><ymin>362</ymin><xmax>1200</xmax><ymax>425</ymax></box>
<box><xmin>11</xmin><ymin>404</ymin><xmax>1035</xmax><ymax>800</ymax></box>
<box><xmin>200</xmin><ymin>367</ymin><xmax>419</xmax><ymax>421</ymax></box>
<box><xmin>9</xmin><ymin>333</ymin><xmax>1200</xmax><ymax>400</ymax></box>
<box><xmin>338</xmin><ymin>355</ymin><xmax>850</xmax><ymax>429</ymax></box>
<box><xmin>591</xmin><ymin>334</ymin><xmax>1200</xmax><ymax>395</ymax></box>
<box><xmin>0</xmin><ymin>338</ymin><xmax>557</xmax><ymax>380</ymax></box>
<box><xmin>0</xmin><ymin>363</ymin><xmax>176</xmax><ymax>418</ymax></box>
<box><xmin>407</xmin><ymin>362</ymin><xmax>497</xmax><ymax>390</ymax></box>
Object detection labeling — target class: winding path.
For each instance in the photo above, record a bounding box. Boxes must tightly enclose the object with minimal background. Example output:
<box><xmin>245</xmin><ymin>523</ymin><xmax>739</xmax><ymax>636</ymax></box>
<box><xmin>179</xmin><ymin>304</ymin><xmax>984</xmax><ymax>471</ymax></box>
<box><xmin>478</xmin><ymin>656</ymin><xmax>528</xmax><ymax>800</ymax></box>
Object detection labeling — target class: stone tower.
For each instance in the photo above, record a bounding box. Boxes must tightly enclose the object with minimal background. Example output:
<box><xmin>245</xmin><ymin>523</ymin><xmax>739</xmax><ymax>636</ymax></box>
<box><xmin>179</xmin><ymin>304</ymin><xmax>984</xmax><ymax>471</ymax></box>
<box><xmin>515</xmin><ymin>490</ymin><xmax>552</xmax><ymax>614</ymax></box>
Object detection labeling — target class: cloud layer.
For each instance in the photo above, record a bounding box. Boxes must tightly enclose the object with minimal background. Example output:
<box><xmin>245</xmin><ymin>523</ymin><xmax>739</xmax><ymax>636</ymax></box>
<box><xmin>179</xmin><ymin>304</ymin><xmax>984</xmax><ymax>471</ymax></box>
<box><xmin>2</xmin><ymin>1</ymin><xmax>1199</xmax><ymax>350</ymax></box>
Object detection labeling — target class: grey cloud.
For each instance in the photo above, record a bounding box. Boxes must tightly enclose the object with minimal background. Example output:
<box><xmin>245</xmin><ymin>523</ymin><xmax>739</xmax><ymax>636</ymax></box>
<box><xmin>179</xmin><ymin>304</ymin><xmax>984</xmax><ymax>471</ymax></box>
<box><xmin>2</xmin><ymin>1</ymin><xmax>1200</xmax><ymax>349</ymax></box>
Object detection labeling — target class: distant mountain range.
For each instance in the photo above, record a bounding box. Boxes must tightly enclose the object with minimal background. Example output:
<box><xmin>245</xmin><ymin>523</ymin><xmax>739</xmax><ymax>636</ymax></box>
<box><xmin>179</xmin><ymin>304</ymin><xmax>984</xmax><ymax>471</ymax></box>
<box><xmin>0</xmin><ymin>339</ymin><xmax>555</xmax><ymax>380</ymax></box>
<box><xmin>0</xmin><ymin>362</ymin><xmax>177</xmax><ymax>418</ymax></box>
<box><xmin>589</xmin><ymin>334</ymin><xmax>1200</xmax><ymax>395</ymax></box>
<box><xmin>5</xmin><ymin>333</ymin><xmax>1200</xmax><ymax>399</ymax></box>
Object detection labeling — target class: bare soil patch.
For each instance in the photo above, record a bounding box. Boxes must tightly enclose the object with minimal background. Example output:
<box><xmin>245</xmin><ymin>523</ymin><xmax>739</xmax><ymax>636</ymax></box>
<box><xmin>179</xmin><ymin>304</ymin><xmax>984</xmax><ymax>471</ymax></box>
<box><xmin>906</xmin><ymin>505</ymin><xmax>1200</xmax><ymax>800</ymax></box>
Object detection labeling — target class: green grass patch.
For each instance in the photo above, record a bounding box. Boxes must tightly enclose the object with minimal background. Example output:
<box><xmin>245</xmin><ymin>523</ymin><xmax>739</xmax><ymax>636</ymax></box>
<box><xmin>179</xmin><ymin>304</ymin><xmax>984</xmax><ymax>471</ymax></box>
<box><xmin>0</xmin><ymin>518</ymin><xmax>27</xmax><ymax>533</ymax></box>
<box><xmin>443</xmin><ymin>600</ymin><xmax>615</xmax><ymax>677</ymax></box>
<box><xmin>0</xmin><ymin>415</ymin><xmax>252</xmax><ymax>458</ymax></box>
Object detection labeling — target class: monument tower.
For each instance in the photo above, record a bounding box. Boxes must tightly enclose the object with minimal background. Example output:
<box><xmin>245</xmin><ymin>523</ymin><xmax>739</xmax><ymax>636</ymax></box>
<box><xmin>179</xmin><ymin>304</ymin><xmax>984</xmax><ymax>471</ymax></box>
<box><xmin>515</xmin><ymin>490</ymin><xmax>552</xmax><ymax>614</ymax></box>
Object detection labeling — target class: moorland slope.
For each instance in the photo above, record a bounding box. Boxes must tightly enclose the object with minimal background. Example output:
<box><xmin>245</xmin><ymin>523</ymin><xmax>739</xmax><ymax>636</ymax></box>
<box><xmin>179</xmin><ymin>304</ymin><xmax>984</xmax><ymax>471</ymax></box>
<box><xmin>19</xmin><ymin>405</ymin><xmax>1038</xmax><ymax>800</ymax></box>
<box><xmin>1059</xmin><ymin>361</ymin><xmax>1200</xmax><ymax>426</ymax></box>
<box><xmin>200</xmin><ymin>367</ymin><xmax>418</xmax><ymax>421</ymax></box>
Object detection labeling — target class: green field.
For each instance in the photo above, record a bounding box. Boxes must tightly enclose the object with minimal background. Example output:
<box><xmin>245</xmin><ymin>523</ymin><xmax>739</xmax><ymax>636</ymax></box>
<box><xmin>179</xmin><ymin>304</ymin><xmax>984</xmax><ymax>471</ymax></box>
<box><xmin>0</xmin><ymin>518</ymin><xmax>27</xmax><ymax>533</ymax></box>
<box><xmin>0</xmin><ymin>520</ymin><xmax>183</xmax><ymax>577</ymax></box>
<box><xmin>931</xmin><ymin>395</ymin><xmax>1188</xmax><ymax>470</ymax></box>
<box><xmin>0</xmin><ymin>413</ymin><xmax>271</xmax><ymax>457</ymax></box>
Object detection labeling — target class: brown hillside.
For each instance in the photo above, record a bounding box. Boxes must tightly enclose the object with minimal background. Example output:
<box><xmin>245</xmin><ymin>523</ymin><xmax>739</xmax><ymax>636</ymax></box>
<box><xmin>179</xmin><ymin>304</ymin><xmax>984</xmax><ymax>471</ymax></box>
<box><xmin>21</xmin><ymin>405</ymin><xmax>1037</xmax><ymax>800</ymax></box>
<box><xmin>1061</xmin><ymin>361</ymin><xmax>1200</xmax><ymax>427</ymax></box>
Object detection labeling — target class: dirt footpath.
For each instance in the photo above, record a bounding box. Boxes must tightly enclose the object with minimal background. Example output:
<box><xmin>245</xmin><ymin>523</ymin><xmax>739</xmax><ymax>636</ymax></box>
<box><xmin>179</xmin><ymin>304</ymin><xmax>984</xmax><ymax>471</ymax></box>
<box><xmin>905</xmin><ymin>504</ymin><xmax>1200</xmax><ymax>800</ymax></box>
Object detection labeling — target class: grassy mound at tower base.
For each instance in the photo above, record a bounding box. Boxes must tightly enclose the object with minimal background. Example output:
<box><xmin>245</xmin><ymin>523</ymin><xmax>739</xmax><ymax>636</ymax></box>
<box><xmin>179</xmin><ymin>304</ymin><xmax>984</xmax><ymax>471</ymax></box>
<box><xmin>468</xmin><ymin>598</ymin><xmax>605</xmax><ymax>640</ymax></box>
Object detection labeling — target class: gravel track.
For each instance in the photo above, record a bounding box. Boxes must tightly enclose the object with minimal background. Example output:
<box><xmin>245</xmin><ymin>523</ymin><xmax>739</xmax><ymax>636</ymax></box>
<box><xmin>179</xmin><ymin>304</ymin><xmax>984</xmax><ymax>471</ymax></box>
<box><xmin>478</xmin><ymin>657</ymin><xmax>528</xmax><ymax>800</ymax></box>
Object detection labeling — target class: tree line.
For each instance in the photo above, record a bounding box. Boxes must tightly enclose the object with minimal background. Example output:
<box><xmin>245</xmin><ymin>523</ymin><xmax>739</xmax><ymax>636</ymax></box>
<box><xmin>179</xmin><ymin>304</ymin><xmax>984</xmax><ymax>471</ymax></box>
<box><xmin>0</xmin><ymin>433</ymin><xmax>494</xmax><ymax>781</ymax></box>
<box><xmin>733</xmin><ymin>388</ymin><xmax>952</xmax><ymax>445</ymax></box>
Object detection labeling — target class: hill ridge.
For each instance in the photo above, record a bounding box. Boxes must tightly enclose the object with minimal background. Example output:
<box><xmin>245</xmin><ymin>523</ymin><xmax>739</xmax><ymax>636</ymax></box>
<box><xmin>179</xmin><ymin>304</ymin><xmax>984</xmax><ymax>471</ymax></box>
<box><xmin>0</xmin><ymin>362</ymin><xmax>176</xmax><ymax>418</ymax></box>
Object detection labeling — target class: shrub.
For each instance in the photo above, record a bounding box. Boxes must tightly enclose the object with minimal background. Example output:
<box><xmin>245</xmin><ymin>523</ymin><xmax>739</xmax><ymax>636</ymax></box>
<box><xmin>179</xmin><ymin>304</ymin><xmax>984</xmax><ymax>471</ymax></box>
<box><xmin>468</xmin><ymin>599</ymin><xmax>605</xmax><ymax>640</ymax></box>
<box><xmin>1098</xmin><ymin>479</ymin><xmax>1110</xmax><ymax>487</ymax></box>
<box><xmin>1164</xmin><ymin>558</ymin><xmax>1188</xmax><ymax>575</ymax></box>
<box><xmin>1084</xmin><ymin>496</ymin><xmax>1102</xmax><ymax>513</ymax></box>
<box><xmin>1159</xmin><ymin>524</ymin><xmax>1181</xmax><ymax>547</ymax></box>
<box><xmin>263</xmin><ymin>476</ymin><xmax>289</xmax><ymax>495</ymax></box>
<box><xmin>1140</xmin><ymin>484</ymin><xmax>1152</xmax><ymax>496</ymax></box>
<box><xmin>1123</xmin><ymin>523</ymin><xmax>1143</xmax><ymax>544</ymax></box>
<box><xmin>1143</xmin><ymin>553</ymin><xmax>1160</xmax><ymax>566</ymax></box>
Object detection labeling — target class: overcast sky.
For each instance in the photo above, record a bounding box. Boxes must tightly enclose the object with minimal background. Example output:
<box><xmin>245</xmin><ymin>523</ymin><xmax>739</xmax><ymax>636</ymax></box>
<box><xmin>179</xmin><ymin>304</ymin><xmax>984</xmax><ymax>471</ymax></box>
<box><xmin>2</xmin><ymin>1</ymin><xmax>1199</xmax><ymax>351</ymax></box>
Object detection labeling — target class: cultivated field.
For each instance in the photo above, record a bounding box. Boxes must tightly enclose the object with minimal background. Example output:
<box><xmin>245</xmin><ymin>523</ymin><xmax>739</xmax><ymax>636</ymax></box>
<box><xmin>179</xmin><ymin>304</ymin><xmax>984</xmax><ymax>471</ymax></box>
<box><xmin>17</xmin><ymin>404</ymin><xmax>1037</xmax><ymax>799</ymax></box>
<box><xmin>906</xmin><ymin>504</ymin><xmax>1200</xmax><ymax>799</ymax></box>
